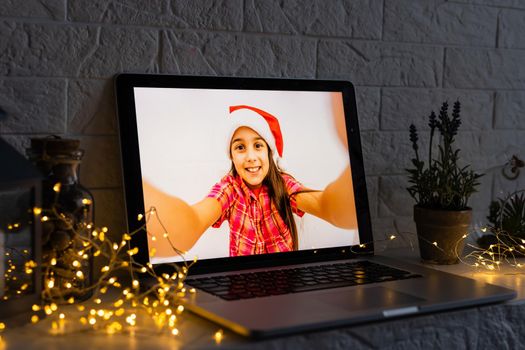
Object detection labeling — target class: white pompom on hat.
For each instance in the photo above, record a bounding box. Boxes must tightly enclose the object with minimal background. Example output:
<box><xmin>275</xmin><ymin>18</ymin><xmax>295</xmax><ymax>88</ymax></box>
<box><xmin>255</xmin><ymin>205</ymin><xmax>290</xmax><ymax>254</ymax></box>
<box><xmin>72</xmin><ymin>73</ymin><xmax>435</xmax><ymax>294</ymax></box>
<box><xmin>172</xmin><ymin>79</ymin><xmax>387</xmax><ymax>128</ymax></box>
<box><xmin>227</xmin><ymin>105</ymin><xmax>284</xmax><ymax>168</ymax></box>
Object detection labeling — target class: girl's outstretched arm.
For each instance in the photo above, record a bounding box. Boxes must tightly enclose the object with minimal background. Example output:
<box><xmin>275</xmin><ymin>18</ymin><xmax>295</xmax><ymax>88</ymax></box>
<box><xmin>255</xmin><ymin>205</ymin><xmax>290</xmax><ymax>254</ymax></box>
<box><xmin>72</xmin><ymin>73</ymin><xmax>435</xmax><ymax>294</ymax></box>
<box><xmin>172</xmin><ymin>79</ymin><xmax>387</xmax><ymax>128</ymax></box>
<box><xmin>142</xmin><ymin>181</ymin><xmax>222</xmax><ymax>255</ymax></box>
<box><xmin>295</xmin><ymin>166</ymin><xmax>357</xmax><ymax>229</ymax></box>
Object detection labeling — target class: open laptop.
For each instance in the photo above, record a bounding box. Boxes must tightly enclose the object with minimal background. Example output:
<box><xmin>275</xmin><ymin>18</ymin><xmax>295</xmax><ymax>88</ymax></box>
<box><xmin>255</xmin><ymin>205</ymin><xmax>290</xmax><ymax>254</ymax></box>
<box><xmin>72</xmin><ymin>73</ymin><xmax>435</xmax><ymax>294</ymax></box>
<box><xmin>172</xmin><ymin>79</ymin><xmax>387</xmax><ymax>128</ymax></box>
<box><xmin>115</xmin><ymin>74</ymin><xmax>516</xmax><ymax>338</ymax></box>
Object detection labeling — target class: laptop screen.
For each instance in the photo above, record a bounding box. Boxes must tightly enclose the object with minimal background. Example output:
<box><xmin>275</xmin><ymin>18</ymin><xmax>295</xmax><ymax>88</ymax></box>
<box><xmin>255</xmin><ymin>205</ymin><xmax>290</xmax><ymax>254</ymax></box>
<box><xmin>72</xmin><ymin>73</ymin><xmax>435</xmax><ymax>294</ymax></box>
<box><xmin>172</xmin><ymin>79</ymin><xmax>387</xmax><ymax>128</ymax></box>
<box><xmin>116</xmin><ymin>75</ymin><xmax>372</xmax><ymax>269</ymax></box>
<box><xmin>131</xmin><ymin>86</ymin><xmax>359</xmax><ymax>264</ymax></box>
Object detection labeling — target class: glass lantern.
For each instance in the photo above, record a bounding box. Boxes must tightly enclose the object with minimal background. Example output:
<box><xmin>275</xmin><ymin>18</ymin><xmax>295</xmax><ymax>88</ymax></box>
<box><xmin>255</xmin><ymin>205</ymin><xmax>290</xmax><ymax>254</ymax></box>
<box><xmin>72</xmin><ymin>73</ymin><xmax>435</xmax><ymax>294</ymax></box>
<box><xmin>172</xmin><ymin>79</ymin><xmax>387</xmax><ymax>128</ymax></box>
<box><xmin>0</xmin><ymin>137</ymin><xmax>42</xmax><ymax>319</ymax></box>
<box><xmin>27</xmin><ymin>136</ymin><xmax>94</xmax><ymax>302</ymax></box>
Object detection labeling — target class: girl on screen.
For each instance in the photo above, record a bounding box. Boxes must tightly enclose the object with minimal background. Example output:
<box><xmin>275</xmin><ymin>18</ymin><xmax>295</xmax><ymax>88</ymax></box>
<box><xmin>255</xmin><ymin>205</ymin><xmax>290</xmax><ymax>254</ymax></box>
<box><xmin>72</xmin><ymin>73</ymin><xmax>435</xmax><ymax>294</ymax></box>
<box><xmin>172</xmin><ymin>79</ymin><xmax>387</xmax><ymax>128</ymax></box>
<box><xmin>143</xmin><ymin>105</ymin><xmax>357</xmax><ymax>257</ymax></box>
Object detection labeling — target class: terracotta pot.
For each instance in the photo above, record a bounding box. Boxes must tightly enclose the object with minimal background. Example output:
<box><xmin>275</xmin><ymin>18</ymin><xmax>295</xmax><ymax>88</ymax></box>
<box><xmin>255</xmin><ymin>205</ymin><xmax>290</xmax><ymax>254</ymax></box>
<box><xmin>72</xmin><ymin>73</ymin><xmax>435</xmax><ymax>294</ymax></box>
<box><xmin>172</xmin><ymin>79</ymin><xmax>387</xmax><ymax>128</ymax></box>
<box><xmin>414</xmin><ymin>206</ymin><xmax>472</xmax><ymax>265</ymax></box>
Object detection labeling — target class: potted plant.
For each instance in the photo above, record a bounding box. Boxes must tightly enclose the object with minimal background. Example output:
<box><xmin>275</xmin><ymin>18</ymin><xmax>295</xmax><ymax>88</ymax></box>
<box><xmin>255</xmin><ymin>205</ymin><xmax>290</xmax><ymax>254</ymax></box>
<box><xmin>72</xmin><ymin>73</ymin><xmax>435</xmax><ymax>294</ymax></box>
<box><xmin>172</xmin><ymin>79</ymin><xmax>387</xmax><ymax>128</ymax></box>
<box><xmin>477</xmin><ymin>190</ymin><xmax>525</xmax><ymax>252</ymax></box>
<box><xmin>406</xmin><ymin>100</ymin><xmax>483</xmax><ymax>264</ymax></box>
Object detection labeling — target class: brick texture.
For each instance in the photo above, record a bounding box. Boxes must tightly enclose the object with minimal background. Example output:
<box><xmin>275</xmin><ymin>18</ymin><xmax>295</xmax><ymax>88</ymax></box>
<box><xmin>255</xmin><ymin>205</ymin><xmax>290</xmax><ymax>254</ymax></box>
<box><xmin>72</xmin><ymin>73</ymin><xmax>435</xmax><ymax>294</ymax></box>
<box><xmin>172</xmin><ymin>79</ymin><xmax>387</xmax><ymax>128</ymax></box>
<box><xmin>0</xmin><ymin>79</ymin><xmax>66</xmax><ymax>133</ymax></box>
<box><xmin>68</xmin><ymin>0</ymin><xmax>243</xmax><ymax>31</ymax></box>
<box><xmin>0</xmin><ymin>22</ymin><xmax>159</xmax><ymax>78</ymax></box>
<box><xmin>355</xmin><ymin>87</ymin><xmax>380</xmax><ymax>131</ymax></box>
<box><xmin>456</xmin><ymin>131</ymin><xmax>525</xmax><ymax>171</ymax></box>
<box><xmin>494</xmin><ymin>91</ymin><xmax>525</xmax><ymax>130</ymax></box>
<box><xmin>444</xmin><ymin>47</ymin><xmax>525</xmax><ymax>89</ymax></box>
<box><xmin>244</xmin><ymin>0</ymin><xmax>382</xmax><ymax>39</ymax></box>
<box><xmin>452</xmin><ymin>0</ymin><xmax>525</xmax><ymax>9</ymax></box>
<box><xmin>361</xmin><ymin>131</ymin><xmax>415</xmax><ymax>175</ymax></box>
<box><xmin>68</xmin><ymin>79</ymin><xmax>117</xmax><ymax>135</ymax></box>
<box><xmin>318</xmin><ymin>41</ymin><xmax>443</xmax><ymax>86</ymax></box>
<box><xmin>1</xmin><ymin>0</ymin><xmax>524</xmax><ymax>248</ymax></box>
<box><xmin>381</xmin><ymin>88</ymin><xmax>493</xmax><ymax>131</ymax></box>
<box><xmin>160</xmin><ymin>31</ymin><xmax>316</xmax><ymax>77</ymax></box>
<box><xmin>366</xmin><ymin>176</ymin><xmax>379</xmax><ymax>217</ymax></box>
<box><xmin>499</xmin><ymin>9</ymin><xmax>525</xmax><ymax>49</ymax></box>
<box><xmin>378</xmin><ymin>175</ymin><xmax>413</xmax><ymax>217</ymax></box>
<box><xmin>77</xmin><ymin>136</ymin><xmax>122</xmax><ymax>188</ymax></box>
<box><xmin>0</xmin><ymin>0</ymin><xmax>65</xmax><ymax>20</ymax></box>
<box><xmin>384</xmin><ymin>0</ymin><xmax>498</xmax><ymax>47</ymax></box>
<box><xmin>0</xmin><ymin>22</ymin><xmax>97</xmax><ymax>77</ymax></box>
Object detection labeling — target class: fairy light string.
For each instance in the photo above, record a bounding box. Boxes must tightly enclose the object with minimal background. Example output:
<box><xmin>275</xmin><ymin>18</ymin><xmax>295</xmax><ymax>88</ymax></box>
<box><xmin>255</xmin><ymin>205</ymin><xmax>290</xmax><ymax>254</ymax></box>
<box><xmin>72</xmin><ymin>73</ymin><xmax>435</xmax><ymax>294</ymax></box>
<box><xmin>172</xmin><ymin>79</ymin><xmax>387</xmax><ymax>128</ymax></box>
<box><xmin>28</xmin><ymin>202</ymin><xmax>197</xmax><ymax>337</ymax></box>
<box><xmin>3</xmin><ymin>179</ymin><xmax>523</xmax><ymax>341</ymax></box>
<box><xmin>458</xmin><ymin>189</ymin><xmax>525</xmax><ymax>271</ymax></box>
<box><xmin>0</xmin><ymin>180</ymin><xmax>194</xmax><ymax>337</ymax></box>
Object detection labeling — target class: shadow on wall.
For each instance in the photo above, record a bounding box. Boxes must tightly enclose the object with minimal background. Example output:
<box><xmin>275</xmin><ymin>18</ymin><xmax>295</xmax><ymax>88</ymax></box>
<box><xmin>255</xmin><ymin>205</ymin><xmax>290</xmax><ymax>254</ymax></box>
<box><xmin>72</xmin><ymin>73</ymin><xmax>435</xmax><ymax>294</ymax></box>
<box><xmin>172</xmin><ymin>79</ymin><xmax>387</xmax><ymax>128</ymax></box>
<box><xmin>0</xmin><ymin>107</ymin><xmax>7</xmax><ymax>121</ymax></box>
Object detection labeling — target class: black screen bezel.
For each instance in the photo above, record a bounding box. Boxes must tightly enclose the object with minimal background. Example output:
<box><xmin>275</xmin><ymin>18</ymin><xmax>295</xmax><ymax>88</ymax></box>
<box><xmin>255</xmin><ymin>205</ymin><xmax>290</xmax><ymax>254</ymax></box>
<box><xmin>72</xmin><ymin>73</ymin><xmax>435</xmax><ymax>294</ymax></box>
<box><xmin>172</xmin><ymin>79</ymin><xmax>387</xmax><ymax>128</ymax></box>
<box><xmin>115</xmin><ymin>74</ymin><xmax>373</xmax><ymax>275</ymax></box>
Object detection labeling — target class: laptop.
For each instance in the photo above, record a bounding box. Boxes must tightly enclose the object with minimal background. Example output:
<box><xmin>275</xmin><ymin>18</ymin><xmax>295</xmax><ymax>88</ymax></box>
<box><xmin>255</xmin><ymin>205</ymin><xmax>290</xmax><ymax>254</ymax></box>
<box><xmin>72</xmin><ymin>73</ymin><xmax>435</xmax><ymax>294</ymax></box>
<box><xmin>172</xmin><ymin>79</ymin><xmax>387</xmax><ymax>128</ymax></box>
<box><xmin>115</xmin><ymin>74</ymin><xmax>516</xmax><ymax>339</ymax></box>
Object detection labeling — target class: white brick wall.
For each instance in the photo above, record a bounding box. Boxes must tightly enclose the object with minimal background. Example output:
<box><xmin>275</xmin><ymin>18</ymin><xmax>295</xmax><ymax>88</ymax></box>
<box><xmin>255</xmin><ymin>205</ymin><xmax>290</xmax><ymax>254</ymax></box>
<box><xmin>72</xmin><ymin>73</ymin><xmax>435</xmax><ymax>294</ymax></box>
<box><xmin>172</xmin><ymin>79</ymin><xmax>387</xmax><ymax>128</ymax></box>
<box><xmin>0</xmin><ymin>0</ymin><xmax>524</xmax><ymax>244</ymax></box>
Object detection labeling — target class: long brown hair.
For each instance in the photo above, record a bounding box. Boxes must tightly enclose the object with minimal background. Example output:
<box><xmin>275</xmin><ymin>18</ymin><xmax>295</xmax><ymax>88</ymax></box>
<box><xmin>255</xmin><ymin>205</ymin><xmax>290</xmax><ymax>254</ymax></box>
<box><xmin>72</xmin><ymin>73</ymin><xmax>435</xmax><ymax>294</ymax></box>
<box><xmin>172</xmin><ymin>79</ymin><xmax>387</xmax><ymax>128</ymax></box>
<box><xmin>230</xmin><ymin>148</ymin><xmax>299</xmax><ymax>250</ymax></box>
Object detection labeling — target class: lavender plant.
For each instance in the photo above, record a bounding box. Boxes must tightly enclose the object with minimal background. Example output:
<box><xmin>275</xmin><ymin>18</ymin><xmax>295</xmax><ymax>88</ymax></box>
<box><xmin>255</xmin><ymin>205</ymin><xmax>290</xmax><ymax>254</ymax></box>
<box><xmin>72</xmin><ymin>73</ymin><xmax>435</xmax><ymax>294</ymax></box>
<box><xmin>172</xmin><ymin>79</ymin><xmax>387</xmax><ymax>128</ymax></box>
<box><xmin>406</xmin><ymin>101</ymin><xmax>483</xmax><ymax>210</ymax></box>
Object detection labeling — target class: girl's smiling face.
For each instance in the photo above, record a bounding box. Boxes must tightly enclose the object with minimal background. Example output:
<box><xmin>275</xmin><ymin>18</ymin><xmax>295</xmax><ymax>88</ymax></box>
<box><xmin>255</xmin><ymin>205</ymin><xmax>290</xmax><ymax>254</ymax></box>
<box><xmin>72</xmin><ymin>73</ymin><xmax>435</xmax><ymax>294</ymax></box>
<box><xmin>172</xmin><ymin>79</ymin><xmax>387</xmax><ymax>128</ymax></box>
<box><xmin>230</xmin><ymin>127</ymin><xmax>270</xmax><ymax>189</ymax></box>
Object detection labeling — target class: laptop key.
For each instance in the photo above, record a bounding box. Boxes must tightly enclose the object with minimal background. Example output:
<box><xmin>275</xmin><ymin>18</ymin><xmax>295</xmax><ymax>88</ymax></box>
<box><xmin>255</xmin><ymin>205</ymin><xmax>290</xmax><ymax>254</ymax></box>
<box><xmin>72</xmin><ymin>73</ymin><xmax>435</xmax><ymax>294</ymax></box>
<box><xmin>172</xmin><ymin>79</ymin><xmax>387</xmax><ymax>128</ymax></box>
<box><xmin>199</xmin><ymin>282</ymin><xmax>219</xmax><ymax>289</ymax></box>
<box><xmin>213</xmin><ymin>290</ymin><xmax>231</xmax><ymax>296</ymax></box>
<box><xmin>206</xmin><ymin>285</ymin><xmax>231</xmax><ymax>293</ymax></box>
<box><xmin>291</xmin><ymin>280</ymin><xmax>357</xmax><ymax>293</ymax></box>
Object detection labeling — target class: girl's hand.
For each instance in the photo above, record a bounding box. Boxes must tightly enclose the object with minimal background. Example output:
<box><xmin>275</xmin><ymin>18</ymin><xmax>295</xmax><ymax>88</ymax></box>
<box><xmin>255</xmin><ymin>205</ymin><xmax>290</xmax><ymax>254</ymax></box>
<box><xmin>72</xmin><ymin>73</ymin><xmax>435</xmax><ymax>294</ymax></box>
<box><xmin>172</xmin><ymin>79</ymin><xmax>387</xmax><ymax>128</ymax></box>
<box><xmin>296</xmin><ymin>166</ymin><xmax>357</xmax><ymax>229</ymax></box>
<box><xmin>143</xmin><ymin>181</ymin><xmax>221</xmax><ymax>257</ymax></box>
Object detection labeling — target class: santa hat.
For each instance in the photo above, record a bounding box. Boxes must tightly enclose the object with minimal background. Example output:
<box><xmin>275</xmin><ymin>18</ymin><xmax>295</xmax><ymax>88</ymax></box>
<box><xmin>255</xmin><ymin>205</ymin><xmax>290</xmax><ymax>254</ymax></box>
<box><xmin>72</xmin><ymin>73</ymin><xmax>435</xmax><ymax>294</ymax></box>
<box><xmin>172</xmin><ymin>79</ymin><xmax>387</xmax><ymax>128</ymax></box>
<box><xmin>227</xmin><ymin>105</ymin><xmax>284</xmax><ymax>168</ymax></box>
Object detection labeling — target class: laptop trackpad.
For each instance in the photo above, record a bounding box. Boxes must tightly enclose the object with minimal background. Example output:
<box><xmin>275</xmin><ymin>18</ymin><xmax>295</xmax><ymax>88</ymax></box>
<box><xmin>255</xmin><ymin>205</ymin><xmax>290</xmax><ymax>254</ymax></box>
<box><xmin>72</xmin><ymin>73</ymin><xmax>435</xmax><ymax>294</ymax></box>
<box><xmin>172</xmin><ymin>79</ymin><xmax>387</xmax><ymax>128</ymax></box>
<box><xmin>202</xmin><ymin>286</ymin><xmax>425</xmax><ymax>332</ymax></box>
<box><xmin>317</xmin><ymin>286</ymin><xmax>424</xmax><ymax>312</ymax></box>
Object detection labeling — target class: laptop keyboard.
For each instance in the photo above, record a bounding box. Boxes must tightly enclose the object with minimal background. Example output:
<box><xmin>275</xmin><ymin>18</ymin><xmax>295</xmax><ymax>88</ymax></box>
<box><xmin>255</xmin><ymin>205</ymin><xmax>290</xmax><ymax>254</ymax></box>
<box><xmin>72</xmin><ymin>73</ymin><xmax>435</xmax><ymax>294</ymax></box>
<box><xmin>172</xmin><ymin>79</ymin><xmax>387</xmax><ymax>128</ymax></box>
<box><xmin>184</xmin><ymin>261</ymin><xmax>422</xmax><ymax>301</ymax></box>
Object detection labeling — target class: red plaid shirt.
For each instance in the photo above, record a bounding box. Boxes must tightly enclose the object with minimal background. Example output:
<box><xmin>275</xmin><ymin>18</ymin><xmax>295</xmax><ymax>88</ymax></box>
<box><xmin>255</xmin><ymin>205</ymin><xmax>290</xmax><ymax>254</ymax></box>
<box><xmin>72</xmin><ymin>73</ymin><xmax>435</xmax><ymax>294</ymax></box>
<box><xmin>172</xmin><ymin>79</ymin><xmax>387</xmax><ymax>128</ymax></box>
<box><xmin>207</xmin><ymin>173</ymin><xmax>305</xmax><ymax>257</ymax></box>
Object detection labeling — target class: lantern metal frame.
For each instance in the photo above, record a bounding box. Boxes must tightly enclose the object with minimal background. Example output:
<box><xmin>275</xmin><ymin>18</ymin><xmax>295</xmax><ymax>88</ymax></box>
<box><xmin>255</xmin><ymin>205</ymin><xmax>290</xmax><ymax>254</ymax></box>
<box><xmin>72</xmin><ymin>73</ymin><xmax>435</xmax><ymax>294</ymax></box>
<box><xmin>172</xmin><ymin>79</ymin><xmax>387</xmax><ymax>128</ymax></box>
<box><xmin>0</xmin><ymin>138</ymin><xmax>43</xmax><ymax>320</ymax></box>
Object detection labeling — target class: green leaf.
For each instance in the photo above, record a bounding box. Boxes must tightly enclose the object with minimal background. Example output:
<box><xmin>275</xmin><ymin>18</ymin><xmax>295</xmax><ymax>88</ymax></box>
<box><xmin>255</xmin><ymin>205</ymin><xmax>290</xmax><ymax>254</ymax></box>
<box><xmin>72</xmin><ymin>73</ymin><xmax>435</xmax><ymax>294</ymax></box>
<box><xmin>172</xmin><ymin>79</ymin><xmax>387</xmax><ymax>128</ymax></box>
<box><xmin>405</xmin><ymin>100</ymin><xmax>482</xmax><ymax>210</ymax></box>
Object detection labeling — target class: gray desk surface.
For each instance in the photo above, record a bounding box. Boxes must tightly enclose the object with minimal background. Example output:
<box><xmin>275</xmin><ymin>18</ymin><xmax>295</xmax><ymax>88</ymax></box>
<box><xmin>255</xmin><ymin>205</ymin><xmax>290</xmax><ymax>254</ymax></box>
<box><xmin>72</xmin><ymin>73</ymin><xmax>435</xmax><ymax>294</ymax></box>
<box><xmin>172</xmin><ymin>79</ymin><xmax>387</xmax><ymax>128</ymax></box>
<box><xmin>1</xmin><ymin>248</ymin><xmax>524</xmax><ymax>349</ymax></box>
